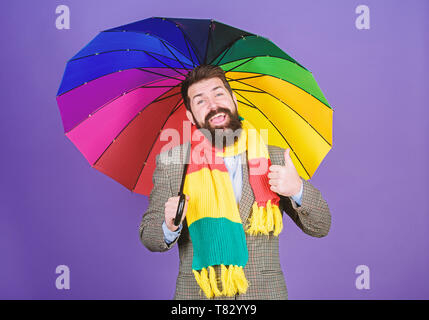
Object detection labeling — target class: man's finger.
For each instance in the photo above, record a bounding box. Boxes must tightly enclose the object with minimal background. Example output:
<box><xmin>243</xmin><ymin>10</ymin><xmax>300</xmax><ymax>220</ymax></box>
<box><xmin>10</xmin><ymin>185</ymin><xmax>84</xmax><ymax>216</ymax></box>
<box><xmin>284</xmin><ymin>148</ymin><xmax>291</xmax><ymax>165</ymax></box>
<box><xmin>181</xmin><ymin>204</ymin><xmax>188</xmax><ymax>221</ymax></box>
<box><xmin>268</xmin><ymin>178</ymin><xmax>280</xmax><ymax>186</ymax></box>
<box><xmin>269</xmin><ymin>165</ymin><xmax>282</xmax><ymax>172</ymax></box>
<box><xmin>165</xmin><ymin>201</ymin><xmax>178</xmax><ymax>208</ymax></box>
<box><xmin>267</xmin><ymin>171</ymin><xmax>280</xmax><ymax>179</ymax></box>
<box><xmin>270</xmin><ymin>185</ymin><xmax>278</xmax><ymax>193</ymax></box>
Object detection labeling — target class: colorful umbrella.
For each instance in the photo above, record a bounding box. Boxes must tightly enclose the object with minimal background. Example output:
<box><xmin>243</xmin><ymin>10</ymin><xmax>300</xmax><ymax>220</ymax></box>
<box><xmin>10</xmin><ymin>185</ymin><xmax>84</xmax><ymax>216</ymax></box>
<box><xmin>56</xmin><ymin>17</ymin><xmax>333</xmax><ymax>196</ymax></box>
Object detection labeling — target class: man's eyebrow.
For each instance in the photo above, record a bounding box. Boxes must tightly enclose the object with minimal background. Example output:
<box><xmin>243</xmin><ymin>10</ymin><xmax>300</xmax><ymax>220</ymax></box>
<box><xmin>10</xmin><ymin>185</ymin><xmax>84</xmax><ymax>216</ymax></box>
<box><xmin>192</xmin><ymin>93</ymin><xmax>203</xmax><ymax>102</ymax></box>
<box><xmin>191</xmin><ymin>86</ymin><xmax>224</xmax><ymax>101</ymax></box>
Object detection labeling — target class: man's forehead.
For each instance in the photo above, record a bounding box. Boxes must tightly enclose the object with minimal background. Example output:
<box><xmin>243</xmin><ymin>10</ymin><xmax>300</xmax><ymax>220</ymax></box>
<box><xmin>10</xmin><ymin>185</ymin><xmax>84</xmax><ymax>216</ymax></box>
<box><xmin>188</xmin><ymin>78</ymin><xmax>226</xmax><ymax>98</ymax></box>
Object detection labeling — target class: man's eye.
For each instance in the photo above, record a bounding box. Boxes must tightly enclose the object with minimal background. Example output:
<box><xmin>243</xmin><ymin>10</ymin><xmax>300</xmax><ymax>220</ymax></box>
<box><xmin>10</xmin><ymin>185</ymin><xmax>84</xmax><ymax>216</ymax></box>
<box><xmin>216</xmin><ymin>93</ymin><xmax>223</xmax><ymax>96</ymax></box>
<box><xmin>197</xmin><ymin>100</ymin><xmax>204</xmax><ymax>105</ymax></box>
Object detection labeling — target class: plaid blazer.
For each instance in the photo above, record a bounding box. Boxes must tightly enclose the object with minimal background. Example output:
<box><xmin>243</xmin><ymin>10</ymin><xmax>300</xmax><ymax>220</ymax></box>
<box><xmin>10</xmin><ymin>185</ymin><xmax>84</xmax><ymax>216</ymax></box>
<box><xmin>139</xmin><ymin>142</ymin><xmax>331</xmax><ymax>300</ymax></box>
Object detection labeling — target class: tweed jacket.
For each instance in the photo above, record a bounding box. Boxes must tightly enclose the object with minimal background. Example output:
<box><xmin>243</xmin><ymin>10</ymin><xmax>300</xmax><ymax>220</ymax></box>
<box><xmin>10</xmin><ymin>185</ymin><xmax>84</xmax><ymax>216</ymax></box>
<box><xmin>139</xmin><ymin>142</ymin><xmax>331</xmax><ymax>300</ymax></box>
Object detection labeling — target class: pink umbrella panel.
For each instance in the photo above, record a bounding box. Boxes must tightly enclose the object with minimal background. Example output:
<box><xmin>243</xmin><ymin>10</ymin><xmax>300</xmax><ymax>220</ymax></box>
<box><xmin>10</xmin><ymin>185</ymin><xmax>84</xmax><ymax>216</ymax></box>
<box><xmin>57</xmin><ymin>67</ymin><xmax>190</xmax><ymax>195</ymax></box>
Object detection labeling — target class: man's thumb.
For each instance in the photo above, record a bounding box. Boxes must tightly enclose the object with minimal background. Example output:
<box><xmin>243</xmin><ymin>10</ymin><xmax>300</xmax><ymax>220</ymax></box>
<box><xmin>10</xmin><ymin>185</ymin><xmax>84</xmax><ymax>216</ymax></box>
<box><xmin>284</xmin><ymin>148</ymin><xmax>291</xmax><ymax>165</ymax></box>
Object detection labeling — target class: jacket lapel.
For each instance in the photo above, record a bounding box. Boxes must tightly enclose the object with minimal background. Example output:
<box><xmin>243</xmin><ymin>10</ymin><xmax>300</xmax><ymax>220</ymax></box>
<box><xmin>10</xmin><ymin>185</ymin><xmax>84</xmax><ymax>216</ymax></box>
<box><xmin>238</xmin><ymin>150</ymin><xmax>254</xmax><ymax>224</ymax></box>
<box><xmin>170</xmin><ymin>142</ymin><xmax>191</xmax><ymax>196</ymax></box>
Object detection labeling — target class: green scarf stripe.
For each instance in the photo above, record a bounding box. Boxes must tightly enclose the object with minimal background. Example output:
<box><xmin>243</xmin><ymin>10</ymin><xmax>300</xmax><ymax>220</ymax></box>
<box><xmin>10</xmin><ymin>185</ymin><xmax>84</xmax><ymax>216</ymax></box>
<box><xmin>189</xmin><ymin>217</ymin><xmax>248</xmax><ymax>271</ymax></box>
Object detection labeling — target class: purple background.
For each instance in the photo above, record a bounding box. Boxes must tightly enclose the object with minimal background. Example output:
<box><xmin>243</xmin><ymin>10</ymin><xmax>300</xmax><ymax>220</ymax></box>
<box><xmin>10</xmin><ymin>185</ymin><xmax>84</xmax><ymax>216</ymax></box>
<box><xmin>1</xmin><ymin>0</ymin><xmax>428</xmax><ymax>299</ymax></box>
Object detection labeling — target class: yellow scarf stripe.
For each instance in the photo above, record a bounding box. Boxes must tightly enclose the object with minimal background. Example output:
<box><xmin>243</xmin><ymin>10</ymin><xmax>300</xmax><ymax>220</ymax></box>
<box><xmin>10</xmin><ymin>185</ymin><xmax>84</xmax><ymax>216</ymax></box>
<box><xmin>184</xmin><ymin>168</ymin><xmax>242</xmax><ymax>227</ymax></box>
<box><xmin>215</xmin><ymin>120</ymin><xmax>269</xmax><ymax>160</ymax></box>
<box><xmin>193</xmin><ymin>265</ymin><xmax>249</xmax><ymax>299</ymax></box>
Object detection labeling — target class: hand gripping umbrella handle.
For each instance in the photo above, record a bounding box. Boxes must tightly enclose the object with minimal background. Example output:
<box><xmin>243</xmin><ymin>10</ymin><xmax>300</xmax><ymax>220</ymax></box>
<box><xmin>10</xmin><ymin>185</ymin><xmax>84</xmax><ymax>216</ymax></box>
<box><xmin>174</xmin><ymin>193</ymin><xmax>186</xmax><ymax>226</ymax></box>
<box><xmin>173</xmin><ymin>144</ymin><xmax>191</xmax><ymax>227</ymax></box>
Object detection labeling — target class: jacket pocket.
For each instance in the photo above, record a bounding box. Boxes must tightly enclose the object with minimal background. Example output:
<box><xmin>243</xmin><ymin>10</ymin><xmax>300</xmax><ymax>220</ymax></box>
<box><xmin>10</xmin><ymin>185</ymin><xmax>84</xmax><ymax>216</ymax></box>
<box><xmin>259</xmin><ymin>269</ymin><xmax>283</xmax><ymax>276</ymax></box>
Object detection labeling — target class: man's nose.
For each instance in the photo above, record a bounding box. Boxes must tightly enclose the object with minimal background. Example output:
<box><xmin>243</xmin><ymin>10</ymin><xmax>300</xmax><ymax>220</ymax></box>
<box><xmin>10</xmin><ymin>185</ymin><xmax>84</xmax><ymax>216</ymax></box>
<box><xmin>207</xmin><ymin>97</ymin><xmax>218</xmax><ymax>110</ymax></box>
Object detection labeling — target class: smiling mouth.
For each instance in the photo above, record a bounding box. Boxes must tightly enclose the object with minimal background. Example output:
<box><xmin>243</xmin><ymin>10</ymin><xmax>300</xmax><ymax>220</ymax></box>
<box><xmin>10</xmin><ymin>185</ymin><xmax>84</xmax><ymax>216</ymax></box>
<box><xmin>209</xmin><ymin>112</ymin><xmax>227</xmax><ymax>125</ymax></box>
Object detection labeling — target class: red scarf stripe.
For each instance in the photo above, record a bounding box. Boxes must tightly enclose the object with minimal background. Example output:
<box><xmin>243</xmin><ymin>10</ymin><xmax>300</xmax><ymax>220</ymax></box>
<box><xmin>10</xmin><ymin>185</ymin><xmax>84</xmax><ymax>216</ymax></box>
<box><xmin>248</xmin><ymin>157</ymin><xmax>280</xmax><ymax>207</ymax></box>
<box><xmin>186</xmin><ymin>148</ymin><xmax>230</xmax><ymax>174</ymax></box>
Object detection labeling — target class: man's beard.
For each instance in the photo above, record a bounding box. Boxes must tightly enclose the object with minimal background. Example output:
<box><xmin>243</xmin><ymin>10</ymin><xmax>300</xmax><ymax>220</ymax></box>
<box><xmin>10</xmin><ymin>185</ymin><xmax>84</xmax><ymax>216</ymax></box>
<box><xmin>193</xmin><ymin>105</ymin><xmax>243</xmax><ymax>150</ymax></box>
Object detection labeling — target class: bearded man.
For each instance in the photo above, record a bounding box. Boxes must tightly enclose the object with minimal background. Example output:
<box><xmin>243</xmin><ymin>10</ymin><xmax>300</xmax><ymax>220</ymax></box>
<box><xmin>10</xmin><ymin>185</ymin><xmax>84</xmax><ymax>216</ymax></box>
<box><xmin>139</xmin><ymin>65</ymin><xmax>331</xmax><ymax>300</ymax></box>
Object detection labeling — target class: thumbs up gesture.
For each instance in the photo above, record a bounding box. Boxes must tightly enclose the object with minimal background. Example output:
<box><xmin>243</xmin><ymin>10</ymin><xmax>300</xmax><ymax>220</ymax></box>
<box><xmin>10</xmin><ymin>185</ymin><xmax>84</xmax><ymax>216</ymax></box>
<box><xmin>268</xmin><ymin>148</ymin><xmax>302</xmax><ymax>197</ymax></box>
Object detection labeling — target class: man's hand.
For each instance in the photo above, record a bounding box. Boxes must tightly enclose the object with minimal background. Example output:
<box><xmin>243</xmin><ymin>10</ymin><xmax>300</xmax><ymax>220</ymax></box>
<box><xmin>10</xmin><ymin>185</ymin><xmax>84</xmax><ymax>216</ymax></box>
<box><xmin>164</xmin><ymin>195</ymin><xmax>190</xmax><ymax>232</ymax></box>
<box><xmin>268</xmin><ymin>148</ymin><xmax>302</xmax><ymax>197</ymax></box>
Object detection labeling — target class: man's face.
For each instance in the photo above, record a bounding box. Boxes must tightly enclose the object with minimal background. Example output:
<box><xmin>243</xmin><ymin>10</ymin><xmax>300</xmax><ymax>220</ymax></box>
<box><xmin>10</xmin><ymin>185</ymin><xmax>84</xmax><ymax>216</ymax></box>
<box><xmin>185</xmin><ymin>77</ymin><xmax>242</xmax><ymax>147</ymax></box>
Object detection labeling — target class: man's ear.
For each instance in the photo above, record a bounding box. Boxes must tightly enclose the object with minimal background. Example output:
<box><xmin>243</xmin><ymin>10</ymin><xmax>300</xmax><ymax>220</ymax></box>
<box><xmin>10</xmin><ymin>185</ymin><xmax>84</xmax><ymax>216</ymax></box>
<box><xmin>232</xmin><ymin>92</ymin><xmax>238</xmax><ymax>107</ymax></box>
<box><xmin>186</xmin><ymin>109</ymin><xmax>195</xmax><ymax>125</ymax></box>
<box><xmin>232</xmin><ymin>92</ymin><xmax>238</xmax><ymax>105</ymax></box>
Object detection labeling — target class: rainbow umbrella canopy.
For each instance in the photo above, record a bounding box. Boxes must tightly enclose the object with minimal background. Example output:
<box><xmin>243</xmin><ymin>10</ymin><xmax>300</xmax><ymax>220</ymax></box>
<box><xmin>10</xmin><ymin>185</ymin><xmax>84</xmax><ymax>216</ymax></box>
<box><xmin>56</xmin><ymin>17</ymin><xmax>333</xmax><ymax>196</ymax></box>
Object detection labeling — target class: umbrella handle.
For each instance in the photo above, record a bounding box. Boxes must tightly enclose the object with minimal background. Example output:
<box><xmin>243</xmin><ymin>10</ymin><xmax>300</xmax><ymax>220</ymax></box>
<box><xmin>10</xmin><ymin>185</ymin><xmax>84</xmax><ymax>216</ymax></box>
<box><xmin>173</xmin><ymin>144</ymin><xmax>191</xmax><ymax>227</ymax></box>
<box><xmin>174</xmin><ymin>193</ymin><xmax>186</xmax><ymax>226</ymax></box>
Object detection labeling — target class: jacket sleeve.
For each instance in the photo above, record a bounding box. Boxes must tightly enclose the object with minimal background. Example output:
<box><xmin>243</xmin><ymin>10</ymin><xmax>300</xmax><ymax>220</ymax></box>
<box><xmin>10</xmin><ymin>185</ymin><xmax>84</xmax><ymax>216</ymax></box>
<box><xmin>138</xmin><ymin>154</ymin><xmax>180</xmax><ymax>252</ymax></box>
<box><xmin>280</xmin><ymin>177</ymin><xmax>331</xmax><ymax>238</ymax></box>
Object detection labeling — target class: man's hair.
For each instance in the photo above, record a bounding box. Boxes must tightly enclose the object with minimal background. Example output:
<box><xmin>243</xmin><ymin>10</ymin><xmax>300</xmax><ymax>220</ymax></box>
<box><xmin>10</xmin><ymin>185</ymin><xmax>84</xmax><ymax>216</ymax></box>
<box><xmin>180</xmin><ymin>65</ymin><xmax>233</xmax><ymax>111</ymax></box>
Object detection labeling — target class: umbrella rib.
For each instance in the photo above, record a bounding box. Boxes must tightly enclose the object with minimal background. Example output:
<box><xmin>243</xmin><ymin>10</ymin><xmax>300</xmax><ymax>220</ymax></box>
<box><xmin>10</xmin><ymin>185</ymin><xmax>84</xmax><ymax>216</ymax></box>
<box><xmin>69</xmin><ymin>48</ymin><xmax>189</xmax><ymax>66</ymax></box>
<box><xmin>221</xmin><ymin>58</ymin><xmax>332</xmax><ymax>110</ymax></box>
<box><xmin>135</xmin><ymin>68</ymin><xmax>184</xmax><ymax>81</ymax></box>
<box><xmin>203</xmin><ymin>20</ymin><xmax>214</xmax><ymax>65</ymax></box>
<box><xmin>236</xmin><ymin>99</ymin><xmax>256</xmax><ymax>108</ymax></box>
<box><xmin>160</xmin><ymin>39</ymin><xmax>189</xmax><ymax>70</ymax></box>
<box><xmin>229</xmin><ymin>76</ymin><xmax>332</xmax><ymax>147</ymax></box>
<box><xmin>162</xmin><ymin>17</ymin><xmax>202</xmax><ymax>65</ymax></box>
<box><xmin>103</xmin><ymin>29</ymin><xmax>196</xmax><ymax>68</ymax></box>
<box><xmin>92</xmin><ymin>84</ymin><xmax>182</xmax><ymax>169</ymax></box>
<box><xmin>224</xmin><ymin>57</ymin><xmax>255</xmax><ymax>74</ymax></box>
<box><xmin>59</xmin><ymin>48</ymin><xmax>190</xmax><ymax>96</ymax></box>
<box><xmin>212</xmin><ymin>43</ymin><xmax>233</xmax><ymax>66</ymax></box>
<box><xmin>57</xmin><ymin>65</ymin><xmax>183</xmax><ymax>98</ymax></box>
<box><xmin>209</xmin><ymin>34</ymin><xmax>266</xmax><ymax>66</ymax></box>
<box><xmin>138</xmin><ymin>85</ymin><xmax>178</xmax><ymax>88</ymax></box>
<box><xmin>182</xmin><ymin>33</ymin><xmax>198</xmax><ymax>67</ymax></box>
<box><xmin>152</xmin><ymin>90</ymin><xmax>182</xmax><ymax>103</ymax></box>
<box><xmin>211</xmin><ymin>33</ymin><xmax>306</xmax><ymax>69</ymax></box>
<box><xmin>220</xmin><ymin>55</ymin><xmax>309</xmax><ymax>73</ymax></box>
<box><xmin>64</xmin><ymin>79</ymin><xmax>180</xmax><ymax>134</ymax></box>
<box><xmin>233</xmin><ymin>90</ymin><xmax>311</xmax><ymax>179</ymax></box>
<box><xmin>230</xmin><ymin>88</ymin><xmax>263</xmax><ymax>93</ymax></box>
<box><xmin>176</xmin><ymin>26</ymin><xmax>199</xmax><ymax>66</ymax></box>
<box><xmin>207</xmin><ymin>34</ymin><xmax>308</xmax><ymax>71</ymax></box>
<box><xmin>226</xmin><ymin>74</ymin><xmax>265</xmax><ymax>82</ymax></box>
<box><xmin>143</xmin><ymin>50</ymin><xmax>188</xmax><ymax>77</ymax></box>
<box><xmin>131</xmin><ymin>96</ymin><xmax>185</xmax><ymax>192</ymax></box>
<box><xmin>209</xmin><ymin>35</ymin><xmax>254</xmax><ymax>66</ymax></box>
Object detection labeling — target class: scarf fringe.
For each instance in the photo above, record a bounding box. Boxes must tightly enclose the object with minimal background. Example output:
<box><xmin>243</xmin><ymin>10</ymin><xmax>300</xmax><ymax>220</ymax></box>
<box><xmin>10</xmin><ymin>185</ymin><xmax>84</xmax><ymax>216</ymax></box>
<box><xmin>246</xmin><ymin>199</ymin><xmax>283</xmax><ymax>236</ymax></box>
<box><xmin>192</xmin><ymin>265</ymin><xmax>249</xmax><ymax>299</ymax></box>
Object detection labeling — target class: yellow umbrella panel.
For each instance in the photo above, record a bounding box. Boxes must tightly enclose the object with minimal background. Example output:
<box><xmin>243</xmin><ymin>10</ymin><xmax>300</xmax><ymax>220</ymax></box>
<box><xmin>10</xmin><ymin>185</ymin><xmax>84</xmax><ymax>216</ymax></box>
<box><xmin>226</xmin><ymin>71</ymin><xmax>333</xmax><ymax>180</ymax></box>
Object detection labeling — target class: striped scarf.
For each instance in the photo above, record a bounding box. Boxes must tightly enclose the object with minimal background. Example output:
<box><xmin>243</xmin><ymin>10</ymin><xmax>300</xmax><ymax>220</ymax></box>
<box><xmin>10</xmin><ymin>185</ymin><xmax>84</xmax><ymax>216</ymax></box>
<box><xmin>183</xmin><ymin>119</ymin><xmax>283</xmax><ymax>299</ymax></box>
